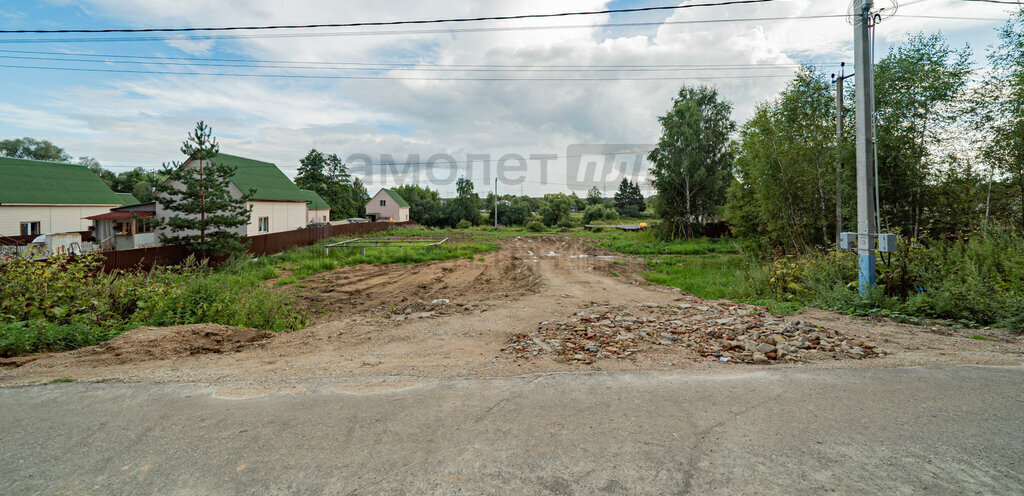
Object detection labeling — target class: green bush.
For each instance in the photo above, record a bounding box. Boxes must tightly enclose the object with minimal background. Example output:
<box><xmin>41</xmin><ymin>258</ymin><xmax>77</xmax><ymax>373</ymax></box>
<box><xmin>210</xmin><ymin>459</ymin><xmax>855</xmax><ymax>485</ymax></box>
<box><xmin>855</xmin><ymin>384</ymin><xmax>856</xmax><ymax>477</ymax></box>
<box><xmin>455</xmin><ymin>219</ymin><xmax>473</xmax><ymax>229</ymax></box>
<box><xmin>755</xmin><ymin>227</ymin><xmax>1024</xmax><ymax>330</ymax></box>
<box><xmin>582</xmin><ymin>204</ymin><xmax>619</xmax><ymax>224</ymax></box>
<box><xmin>556</xmin><ymin>218</ymin><xmax>578</xmax><ymax>229</ymax></box>
<box><xmin>525</xmin><ymin>219</ymin><xmax>547</xmax><ymax>232</ymax></box>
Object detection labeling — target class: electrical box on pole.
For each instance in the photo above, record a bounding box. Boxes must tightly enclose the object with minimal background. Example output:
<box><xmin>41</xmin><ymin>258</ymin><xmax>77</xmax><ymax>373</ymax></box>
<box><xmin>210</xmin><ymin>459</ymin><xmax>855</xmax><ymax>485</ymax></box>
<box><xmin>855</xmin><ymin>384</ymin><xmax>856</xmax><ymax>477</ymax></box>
<box><xmin>853</xmin><ymin>0</ymin><xmax>877</xmax><ymax>296</ymax></box>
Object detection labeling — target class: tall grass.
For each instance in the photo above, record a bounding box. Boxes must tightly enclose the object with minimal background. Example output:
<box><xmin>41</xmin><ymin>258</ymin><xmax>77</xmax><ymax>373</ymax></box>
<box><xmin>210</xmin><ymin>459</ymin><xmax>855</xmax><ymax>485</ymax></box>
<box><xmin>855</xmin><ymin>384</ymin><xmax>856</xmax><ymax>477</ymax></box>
<box><xmin>271</xmin><ymin>239</ymin><xmax>498</xmax><ymax>282</ymax></box>
<box><xmin>642</xmin><ymin>254</ymin><xmax>801</xmax><ymax>314</ymax></box>
<box><xmin>0</xmin><ymin>237</ymin><xmax>498</xmax><ymax>356</ymax></box>
<box><xmin>601</xmin><ymin>232</ymin><xmax>739</xmax><ymax>255</ymax></box>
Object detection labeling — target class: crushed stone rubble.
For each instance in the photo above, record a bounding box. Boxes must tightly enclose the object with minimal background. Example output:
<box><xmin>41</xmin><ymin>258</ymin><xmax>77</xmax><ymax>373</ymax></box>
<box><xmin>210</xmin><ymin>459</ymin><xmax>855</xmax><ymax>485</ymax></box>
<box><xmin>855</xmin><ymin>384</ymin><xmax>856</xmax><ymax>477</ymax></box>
<box><xmin>502</xmin><ymin>301</ymin><xmax>885</xmax><ymax>364</ymax></box>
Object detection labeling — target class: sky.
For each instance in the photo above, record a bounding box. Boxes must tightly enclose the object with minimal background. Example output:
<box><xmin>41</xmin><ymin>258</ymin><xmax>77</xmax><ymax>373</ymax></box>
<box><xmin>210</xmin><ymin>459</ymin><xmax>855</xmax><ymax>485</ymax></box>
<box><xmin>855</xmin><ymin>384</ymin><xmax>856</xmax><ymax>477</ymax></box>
<box><xmin>0</xmin><ymin>0</ymin><xmax>1018</xmax><ymax>196</ymax></box>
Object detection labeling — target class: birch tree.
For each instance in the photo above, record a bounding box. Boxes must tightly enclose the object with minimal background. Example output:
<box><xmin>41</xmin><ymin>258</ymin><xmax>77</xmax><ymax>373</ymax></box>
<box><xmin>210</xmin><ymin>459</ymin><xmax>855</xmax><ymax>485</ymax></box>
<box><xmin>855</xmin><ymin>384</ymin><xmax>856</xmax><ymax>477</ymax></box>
<box><xmin>648</xmin><ymin>85</ymin><xmax>735</xmax><ymax>239</ymax></box>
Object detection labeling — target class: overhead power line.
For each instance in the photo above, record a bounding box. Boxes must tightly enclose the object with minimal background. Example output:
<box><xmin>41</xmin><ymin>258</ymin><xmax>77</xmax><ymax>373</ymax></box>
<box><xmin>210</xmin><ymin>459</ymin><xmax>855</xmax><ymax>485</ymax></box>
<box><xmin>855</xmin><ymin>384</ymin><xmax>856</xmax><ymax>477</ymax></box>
<box><xmin>957</xmin><ymin>0</ymin><xmax>1022</xmax><ymax>5</ymax></box>
<box><xmin>0</xmin><ymin>0</ymin><xmax>778</xmax><ymax>34</ymax></box>
<box><xmin>0</xmin><ymin>48</ymin><xmax>834</xmax><ymax>69</ymax></box>
<box><xmin>0</xmin><ymin>54</ymin><xmax>823</xmax><ymax>73</ymax></box>
<box><xmin>0</xmin><ymin>63</ymin><xmax>800</xmax><ymax>81</ymax></box>
<box><xmin>0</xmin><ymin>14</ymin><xmax>848</xmax><ymax>44</ymax></box>
<box><xmin>0</xmin><ymin>13</ymin><xmax>1002</xmax><ymax>45</ymax></box>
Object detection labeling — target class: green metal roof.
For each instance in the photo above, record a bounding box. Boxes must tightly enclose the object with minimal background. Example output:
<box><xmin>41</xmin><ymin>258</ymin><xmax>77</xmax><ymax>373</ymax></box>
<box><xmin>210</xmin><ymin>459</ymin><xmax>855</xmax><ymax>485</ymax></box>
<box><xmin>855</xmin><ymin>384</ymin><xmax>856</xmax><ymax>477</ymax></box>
<box><xmin>0</xmin><ymin>157</ymin><xmax>123</xmax><ymax>205</ymax></box>
<box><xmin>116</xmin><ymin>192</ymin><xmax>140</xmax><ymax>206</ymax></box>
<box><xmin>299</xmin><ymin>189</ymin><xmax>330</xmax><ymax>210</ymax></box>
<box><xmin>383</xmin><ymin>188</ymin><xmax>410</xmax><ymax>208</ymax></box>
<box><xmin>210</xmin><ymin>153</ymin><xmax>307</xmax><ymax>202</ymax></box>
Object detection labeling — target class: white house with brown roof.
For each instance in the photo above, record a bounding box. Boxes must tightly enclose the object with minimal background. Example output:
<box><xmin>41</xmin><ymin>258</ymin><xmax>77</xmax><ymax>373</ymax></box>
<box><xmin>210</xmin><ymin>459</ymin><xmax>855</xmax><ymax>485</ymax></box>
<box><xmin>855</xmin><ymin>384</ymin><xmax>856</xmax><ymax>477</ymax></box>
<box><xmin>364</xmin><ymin>188</ymin><xmax>410</xmax><ymax>222</ymax></box>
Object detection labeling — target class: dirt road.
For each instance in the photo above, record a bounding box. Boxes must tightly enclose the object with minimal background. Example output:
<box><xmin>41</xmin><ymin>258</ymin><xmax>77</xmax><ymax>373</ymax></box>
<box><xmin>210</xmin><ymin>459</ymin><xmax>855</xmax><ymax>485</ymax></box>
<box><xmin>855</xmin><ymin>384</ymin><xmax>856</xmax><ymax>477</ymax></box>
<box><xmin>2</xmin><ymin>236</ymin><xmax>1021</xmax><ymax>386</ymax></box>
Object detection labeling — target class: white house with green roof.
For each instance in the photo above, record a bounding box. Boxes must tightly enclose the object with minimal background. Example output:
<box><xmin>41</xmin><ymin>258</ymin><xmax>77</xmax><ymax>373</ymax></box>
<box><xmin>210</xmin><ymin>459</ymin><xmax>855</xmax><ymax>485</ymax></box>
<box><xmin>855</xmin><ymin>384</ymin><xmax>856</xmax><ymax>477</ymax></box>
<box><xmin>365</xmin><ymin>188</ymin><xmax>410</xmax><ymax>222</ymax></box>
<box><xmin>155</xmin><ymin>153</ymin><xmax>310</xmax><ymax>239</ymax></box>
<box><xmin>299</xmin><ymin>189</ymin><xmax>330</xmax><ymax>224</ymax></box>
<box><xmin>0</xmin><ymin>157</ymin><xmax>125</xmax><ymax>237</ymax></box>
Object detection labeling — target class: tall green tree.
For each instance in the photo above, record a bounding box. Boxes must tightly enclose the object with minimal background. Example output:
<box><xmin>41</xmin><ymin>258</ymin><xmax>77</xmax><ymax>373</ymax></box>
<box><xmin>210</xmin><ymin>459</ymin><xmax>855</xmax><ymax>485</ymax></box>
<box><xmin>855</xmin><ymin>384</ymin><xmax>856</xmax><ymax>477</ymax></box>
<box><xmin>155</xmin><ymin>122</ymin><xmax>251</xmax><ymax>257</ymax></box>
<box><xmin>295</xmin><ymin>149</ymin><xmax>360</xmax><ymax>219</ymax></box>
<box><xmin>442</xmin><ymin>177</ymin><xmax>482</xmax><ymax>226</ymax></box>
<box><xmin>613</xmin><ymin>178</ymin><xmax>645</xmax><ymax>217</ymax></box>
<box><xmin>874</xmin><ymin>32</ymin><xmax>972</xmax><ymax>238</ymax></box>
<box><xmin>726</xmin><ymin>68</ymin><xmax>838</xmax><ymax>250</ymax></box>
<box><xmin>648</xmin><ymin>85</ymin><xmax>735</xmax><ymax>239</ymax></box>
<box><xmin>980</xmin><ymin>9</ymin><xmax>1024</xmax><ymax>229</ymax></box>
<box><xmin>0</xmin><ymin>137</ymin><xmax>71</xmax><ymax>162</ymax></box>
<box><xmin>586</xmin><ymin>186</ymin><xmax>604</xmax><ymax>206</ymax></box>
<box><xmin>539</xmin><ymin>193</ymin><xmax>573</xmax><ymax>226</ymax></box>
<box><xmin>394</xmin><ymin>184</ymin><xmax>445</xmax><ymax>226</ymax></box>
<box><xmin>351</xmin><ymin>177</ymin><xmax>370</xmax><ymax>217</ymax></box>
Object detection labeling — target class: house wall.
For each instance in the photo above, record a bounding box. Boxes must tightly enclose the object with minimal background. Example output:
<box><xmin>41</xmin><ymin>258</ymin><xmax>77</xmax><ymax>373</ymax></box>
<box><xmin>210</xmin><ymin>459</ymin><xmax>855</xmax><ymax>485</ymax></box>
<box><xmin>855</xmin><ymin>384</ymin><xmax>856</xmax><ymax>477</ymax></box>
<box><xmin>154</xmin><ymin>160</ymin><xmax>306</xmax><ymax>240</ymax></box>
<box><xmin>153</xmin><ymin>161</ymin><xmax>247</xmax><ymax>242</ymax></box>
<box><xmin>0</xmin><ymin>205</ymin><xmax>116</xmax><ymax>237</ymax></box>
<box><xmin>307</xmin><ymin>208</ymin><xmax>330</xmax><ymax>224</ymax></box>
<box><xmin>365</xmin><ymin>190</ymin><xmax>408</xmax><ymax>221</ymax></box>
<box><xmin>247</xmin><ymin>200</ymin><xmax>307</xmax><ymax>236</ymax></box>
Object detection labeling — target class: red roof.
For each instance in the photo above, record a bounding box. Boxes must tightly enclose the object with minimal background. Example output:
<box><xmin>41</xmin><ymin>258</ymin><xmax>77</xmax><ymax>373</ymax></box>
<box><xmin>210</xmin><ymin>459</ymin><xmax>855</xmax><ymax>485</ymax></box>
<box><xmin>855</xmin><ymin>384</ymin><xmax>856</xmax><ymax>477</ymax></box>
<box><xmin>84</xmin><ymin>211</ymin><xmax>154</xmax><ymax>220</ymax></box>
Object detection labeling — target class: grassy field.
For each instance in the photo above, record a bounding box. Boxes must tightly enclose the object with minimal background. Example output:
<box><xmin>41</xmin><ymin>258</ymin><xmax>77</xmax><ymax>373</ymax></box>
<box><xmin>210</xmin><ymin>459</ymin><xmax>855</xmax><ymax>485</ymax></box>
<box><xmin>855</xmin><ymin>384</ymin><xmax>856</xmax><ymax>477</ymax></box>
<box><xmin>267</xmin><ymin>237</ymin><xmax>497</xmax><ymax>284</ymax></box>
<box><xmin>0</xmin><ymin>235</ymin><xmax>497</xmax><ymax>356</ymax></box>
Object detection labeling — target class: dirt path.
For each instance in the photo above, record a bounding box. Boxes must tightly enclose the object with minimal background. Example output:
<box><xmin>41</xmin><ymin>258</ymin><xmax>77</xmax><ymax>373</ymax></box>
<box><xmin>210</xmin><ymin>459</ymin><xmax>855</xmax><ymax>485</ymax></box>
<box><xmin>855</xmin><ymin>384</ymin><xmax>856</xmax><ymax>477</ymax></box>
<box><xmin>2</xmin><ymin>236</ymin><xmax>1021</xmax><ymax>386</ymax></box>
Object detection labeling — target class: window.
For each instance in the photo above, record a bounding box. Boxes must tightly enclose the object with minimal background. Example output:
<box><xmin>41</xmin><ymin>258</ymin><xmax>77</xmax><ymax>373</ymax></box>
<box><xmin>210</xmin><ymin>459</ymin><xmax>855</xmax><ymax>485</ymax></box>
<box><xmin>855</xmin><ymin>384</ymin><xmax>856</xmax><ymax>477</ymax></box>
<box><xmin>380</xmin><ymin>199</ymin><xmax>386</xmax><ymax>207</ymax></box>
<box><xmin>114</xmin><ymin>222</ymin><xmax>131</xmax><ymax>235</ymax></box>
<box><xmin>20</xmin><ymin>221</ymin><xmax>40</xmax><ymax>236</ymax></box>
<box><xmin>135</xmin><ymin>218</ymin><xmax>155</xmax><ymax>234</ymax></box>
<box><xmin>258</xmin><ymin>217</ymin><xmax>269</xmax><ymax>233</ymax></box>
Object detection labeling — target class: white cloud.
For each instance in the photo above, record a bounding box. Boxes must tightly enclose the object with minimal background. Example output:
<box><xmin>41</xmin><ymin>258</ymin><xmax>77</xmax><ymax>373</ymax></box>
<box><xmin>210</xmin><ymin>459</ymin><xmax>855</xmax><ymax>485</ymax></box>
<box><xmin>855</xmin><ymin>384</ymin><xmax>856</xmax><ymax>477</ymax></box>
<box><xmin>5</xmin><ymin>0</ymin><xmax>1013</xmax><ymax>193</ymax></box>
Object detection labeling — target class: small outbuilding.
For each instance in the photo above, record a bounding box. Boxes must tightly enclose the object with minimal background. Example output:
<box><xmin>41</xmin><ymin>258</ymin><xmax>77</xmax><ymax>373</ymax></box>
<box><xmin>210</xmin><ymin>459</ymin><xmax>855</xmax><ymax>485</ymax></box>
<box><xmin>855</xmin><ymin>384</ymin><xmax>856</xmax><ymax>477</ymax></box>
<box><xmin>300</xmin><ymin>189</ymin><xmax>331</xmax><ymax>225</ymax></box>
<box><xmin>364</xmin><ymin>188</ymin><xmax>410</xmax><ymax>222</ymax></box>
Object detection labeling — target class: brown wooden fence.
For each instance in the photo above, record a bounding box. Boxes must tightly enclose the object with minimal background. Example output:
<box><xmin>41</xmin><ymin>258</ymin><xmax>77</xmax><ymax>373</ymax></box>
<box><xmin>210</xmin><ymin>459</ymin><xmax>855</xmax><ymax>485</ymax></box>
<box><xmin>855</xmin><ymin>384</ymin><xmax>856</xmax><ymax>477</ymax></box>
<box><xmin>100</xmin><ymin>221</ymin><xmax>417</xmax><ymax>272</ymax></box>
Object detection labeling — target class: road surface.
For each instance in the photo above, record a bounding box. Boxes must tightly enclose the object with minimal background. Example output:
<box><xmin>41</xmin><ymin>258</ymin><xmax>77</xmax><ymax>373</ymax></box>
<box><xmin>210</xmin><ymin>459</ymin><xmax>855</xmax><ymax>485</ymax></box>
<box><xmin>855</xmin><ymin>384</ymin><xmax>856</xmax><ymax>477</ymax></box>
<box><xmin>2</xmin><ymin>365</ymin><xmax>1022</xmax><ymax>495</ymax></box>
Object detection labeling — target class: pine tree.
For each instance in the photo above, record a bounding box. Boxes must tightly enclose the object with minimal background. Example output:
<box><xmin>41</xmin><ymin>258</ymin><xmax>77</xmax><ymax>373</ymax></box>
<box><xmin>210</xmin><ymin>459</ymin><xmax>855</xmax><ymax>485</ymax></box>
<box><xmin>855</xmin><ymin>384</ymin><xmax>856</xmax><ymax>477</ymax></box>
<box><xmin>613</xmin><ymin>178</ymin><xmax>645</xmax><ymax>217</ymax></box>
<box><xmin>156</xmin><ymin>121</ymin><xmax>251</xmax><ymax>257</ymax></box>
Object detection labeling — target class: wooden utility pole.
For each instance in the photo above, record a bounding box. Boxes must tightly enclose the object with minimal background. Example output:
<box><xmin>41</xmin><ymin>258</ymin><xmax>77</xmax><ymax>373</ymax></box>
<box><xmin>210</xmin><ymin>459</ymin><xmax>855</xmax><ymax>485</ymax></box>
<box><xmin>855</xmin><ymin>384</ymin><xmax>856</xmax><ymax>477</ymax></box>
<box><xmin>833</xmin><ymin>62</ymin><xmax>853</xmax><ymax>244</ymax></box>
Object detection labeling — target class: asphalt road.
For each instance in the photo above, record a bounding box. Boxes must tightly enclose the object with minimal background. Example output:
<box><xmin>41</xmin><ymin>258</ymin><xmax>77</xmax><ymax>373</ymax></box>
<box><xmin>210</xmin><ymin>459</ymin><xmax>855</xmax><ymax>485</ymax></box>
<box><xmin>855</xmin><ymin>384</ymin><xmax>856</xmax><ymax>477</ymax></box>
<box><xmin>2</xmin><ymin>365</ymin><xmax>1022</xmax><ymax>495</ymax></box>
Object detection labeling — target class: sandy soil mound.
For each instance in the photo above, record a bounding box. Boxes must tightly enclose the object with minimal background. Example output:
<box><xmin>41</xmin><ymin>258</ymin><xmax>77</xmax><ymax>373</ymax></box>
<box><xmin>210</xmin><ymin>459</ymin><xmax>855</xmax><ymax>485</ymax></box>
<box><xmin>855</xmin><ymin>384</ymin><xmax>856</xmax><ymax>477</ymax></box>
<box><xmin>74</xmin><ymin>324</ymin><xmax>273</xmax><ymax>364</ymax></box>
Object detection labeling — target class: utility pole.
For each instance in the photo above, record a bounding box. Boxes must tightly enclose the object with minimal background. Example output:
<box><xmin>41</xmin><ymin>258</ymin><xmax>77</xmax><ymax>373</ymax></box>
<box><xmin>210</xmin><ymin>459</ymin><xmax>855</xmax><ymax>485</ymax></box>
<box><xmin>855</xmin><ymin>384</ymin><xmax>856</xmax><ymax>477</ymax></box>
<box><xmin>853</xmin><ymin>0</ymin><xmax>876</xmax><ymax>295</ymax></box>
<box><xmin>833</xmin><ymin>62</ymin><xmax>853</xmax><ymax>245</ymax></box>
<box><xmin>494</xmin><ymin>178</ymin><xmax>498</xmax><ymax>228</ymax></box>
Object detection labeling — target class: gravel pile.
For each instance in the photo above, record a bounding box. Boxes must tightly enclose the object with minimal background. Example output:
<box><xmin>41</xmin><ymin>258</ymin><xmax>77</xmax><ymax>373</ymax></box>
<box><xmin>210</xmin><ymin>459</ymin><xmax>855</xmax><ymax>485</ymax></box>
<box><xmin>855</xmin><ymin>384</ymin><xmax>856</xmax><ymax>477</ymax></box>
<box><xmin>503</xmin><ymin>301</ymin><xmax>885</xmax><ymax>364</ymax></box>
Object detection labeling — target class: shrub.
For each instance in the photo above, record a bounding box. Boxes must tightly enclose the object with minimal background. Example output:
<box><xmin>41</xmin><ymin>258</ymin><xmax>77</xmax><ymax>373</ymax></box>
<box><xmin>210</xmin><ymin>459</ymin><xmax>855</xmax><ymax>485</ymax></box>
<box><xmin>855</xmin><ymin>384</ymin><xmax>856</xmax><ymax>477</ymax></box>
<box><xmin>556</xmin><ymin>218</ymin><xmax>578</xmax><ymax>229</ymax></box>
<box><xmin>583</xmin><ymin>204</ymin><xmax>619</xmax><ymax>224</ymax></box>
<box><xmin>749</xmin><ymin>226</ymin><xmax>1024</xmax><ymax>330</ymax></box>
<box><xmin>455</xmin><ymin>219</ymin><xmax>473</xmax><ymax>229</ymax></box>
<box><xmin>525</xmin><ymin>219</ymin><xmax>547</xmax><ymax>232</ymax></box>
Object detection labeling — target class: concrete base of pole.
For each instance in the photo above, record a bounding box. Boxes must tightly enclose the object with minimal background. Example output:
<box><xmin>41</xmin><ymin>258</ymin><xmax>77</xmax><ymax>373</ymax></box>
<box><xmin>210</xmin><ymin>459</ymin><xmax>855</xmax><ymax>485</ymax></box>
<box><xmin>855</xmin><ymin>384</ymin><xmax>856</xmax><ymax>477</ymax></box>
<box><xmin>858</xmin><ymin>252</ymin><xmax>876</xmax><ymax>297</ymax></box>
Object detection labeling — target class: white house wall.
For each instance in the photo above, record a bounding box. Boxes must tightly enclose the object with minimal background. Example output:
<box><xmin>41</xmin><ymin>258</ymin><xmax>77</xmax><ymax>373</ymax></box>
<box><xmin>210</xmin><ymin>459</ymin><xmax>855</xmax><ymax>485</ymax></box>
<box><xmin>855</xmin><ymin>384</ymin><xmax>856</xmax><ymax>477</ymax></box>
<box><xmin>247</xmin><ymin>200</ymin><xmax>306</xmax><ymax>236</ymax></box>
<box><xmin>0</xmin><ymin>205</ymin><xmax>116</xmax><ymax>236</ymax></box>
<box><xmin>307</xmin><ymin>208</ymin><xmax>329</xmax><ymax>224</ymax></box>
<box><xmin>154</xmin><ymin>158</ymin><xmax>307</xmax><ymax>241</ymax></box>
